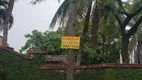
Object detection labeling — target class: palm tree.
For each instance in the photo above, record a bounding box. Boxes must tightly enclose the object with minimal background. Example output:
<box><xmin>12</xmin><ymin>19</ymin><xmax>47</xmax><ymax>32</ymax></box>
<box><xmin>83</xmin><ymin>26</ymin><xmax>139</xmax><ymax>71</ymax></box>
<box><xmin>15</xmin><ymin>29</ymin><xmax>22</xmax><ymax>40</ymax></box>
<box><xmin>49</xmin><ymin>0</ymin><xmax>119</xmax><ymax>65</ymax></box>
<box><xmin>0</xmin><ymin>0</ymin><xmax>14</xmax><ymax>47</ymax></box>
<box><xmin>49</xmin><ymin>0</ymin><xmax>100</xmax><ymax>65</ymax></box>
<box><xmin>65</xmin><ymin>0</ymin><xmax>77</xmax><ymax>80</ymax></box>
<box><xmin>0</xmin><ymin>0</ymin><xmax>13</xmax><ymax>30</ymax></box>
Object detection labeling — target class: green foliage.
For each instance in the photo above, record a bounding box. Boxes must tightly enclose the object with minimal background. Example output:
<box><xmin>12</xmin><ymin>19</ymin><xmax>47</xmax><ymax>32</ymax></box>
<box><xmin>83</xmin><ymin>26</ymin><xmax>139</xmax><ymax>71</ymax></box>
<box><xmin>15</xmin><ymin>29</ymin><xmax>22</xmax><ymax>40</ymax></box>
<box><xmin>21</xmin><ymin>25</ymin><xmax>120</xmax><ymax>64</ymax></box>
<box><xmin>20</xmin><ymin>29</ymin><xmax>67</xmax><ymax>55</ymax></box>
<box><xmin>77</xmin><ymin>22</ymin><xmax>120</xmax><ymax>64</ymax></box>
<box><xmin>0</xmin><ymin>50</ymin><xmax>66</xmax><ymax>80</ymax></box>
<box><xmin>1</xmin><ymin>51</ymin><xmax>142</xmax><ymax>80</ymax></box>
<box><xmin>0</xmin><ymin>70</ymin><xmax>6</xmax><ymax>80</ymax></box>
<box><xmin>75</xmin><ymin>69</ymin><xmax>142</xmax><ymax>80</ymax></box>
<box><xmin>31</xmin><ymin>0</ymin><xmax>142</xmax><ymax>64</ymax></box>
<box><xmin>105</xmin><ymin>69</ymin><xmax>142</xmax><ymax>80</ymax></box>
<box><xmin>74</xmin><ymin>69</ymin><xmax>104</xmax><ymax>80</ymax></box>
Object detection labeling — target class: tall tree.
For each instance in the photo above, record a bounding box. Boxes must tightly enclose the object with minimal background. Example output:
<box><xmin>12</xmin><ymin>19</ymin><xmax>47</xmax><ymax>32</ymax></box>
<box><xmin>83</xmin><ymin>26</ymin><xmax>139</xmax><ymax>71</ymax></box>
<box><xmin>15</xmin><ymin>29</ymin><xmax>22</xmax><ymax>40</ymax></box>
<box><xmin>92</xmin><ymin>0</ymin><xmax>142</xmax><ymax>63</ymax></box>
<box><xmin>0</xmin><ymin>0</ymin><xmax>13</xmax><ymax>32</ymax></box>
<box><xmin>108</xmin><ymin>0</ymin><xmax>142</xmax><ymax>63</ymax></box>
<box><xmin>2</xmin><ymin>0</ymin><xmax>14</xmax><ymax>47</ymax></box>
<box><xmin>76</xmin><ymin>0</ymin><xmax>92</xmax><ymax>66</ymax></box>
<box><xmin>66</xmin><ymin>0</ymin><xmax>77</xmax><ymax>80</ymax></box>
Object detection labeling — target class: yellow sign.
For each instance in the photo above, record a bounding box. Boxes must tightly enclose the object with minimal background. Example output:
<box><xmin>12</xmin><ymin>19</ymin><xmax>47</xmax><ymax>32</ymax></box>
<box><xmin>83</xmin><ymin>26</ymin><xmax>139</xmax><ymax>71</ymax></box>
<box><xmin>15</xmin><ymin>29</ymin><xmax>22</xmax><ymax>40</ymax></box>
<box><xmin>61</xmin><ymin>36</ymin><xmax>80</xmax><ymax>49</ymax></box>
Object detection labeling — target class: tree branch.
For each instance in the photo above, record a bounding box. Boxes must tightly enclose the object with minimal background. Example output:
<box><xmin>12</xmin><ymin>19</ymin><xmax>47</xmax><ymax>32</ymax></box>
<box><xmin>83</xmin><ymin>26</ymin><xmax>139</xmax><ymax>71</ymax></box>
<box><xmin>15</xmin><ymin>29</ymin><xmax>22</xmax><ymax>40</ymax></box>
<box><xmin>127</xmin><ymin>15</ymin><xmax>142</xmax><ymax>37</ymax></box>
<box><xmin>122</xmin><ymin>16</ymin><xmax>131</xmax><ymax>29</ymax></box>
<box><xmin>114</xmin><ymin>15</ymin><xmax>122</xmax><ymax>26</ymax></box>
<box><xmin>120</xmin><ymin>11</ymin><xmax>130</xmax><ymax>16</ymax></box>
<box><xmin>121</xmin><ymin>5</ymin><xmax>142</xmax><ymax>27</ymax></box>
<box><xmin>117</xmin><ymin>0</ymin><xmax>123</xmax><ymax>7</ymax></box>
<box><xmin>120</xmin><ymin>6</ymin><xmax>142</xmax><ymax>35</ymax></box>
<box><xmin>117</xmin><ymin>0</ymin><xmax>131</xmax><ymax>16</ymax></box>
<box><xmin>131</xmin><ymin>6</ymin><xmax>142</xmax><ymax>17</ymax></box>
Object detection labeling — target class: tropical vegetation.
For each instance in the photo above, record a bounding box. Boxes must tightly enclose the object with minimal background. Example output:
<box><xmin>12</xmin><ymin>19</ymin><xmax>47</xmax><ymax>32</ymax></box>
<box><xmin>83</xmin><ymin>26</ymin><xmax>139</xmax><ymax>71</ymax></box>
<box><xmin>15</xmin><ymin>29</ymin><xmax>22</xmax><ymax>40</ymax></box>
<box><xmin>1</xmin><ymin>50</ymin><xmax>142</xmax><ymax>80</ymax></box>
<box><xmin>30</xmin><ymin>0</ymin><xmax>142</xmax><ymax>64</ymax></box>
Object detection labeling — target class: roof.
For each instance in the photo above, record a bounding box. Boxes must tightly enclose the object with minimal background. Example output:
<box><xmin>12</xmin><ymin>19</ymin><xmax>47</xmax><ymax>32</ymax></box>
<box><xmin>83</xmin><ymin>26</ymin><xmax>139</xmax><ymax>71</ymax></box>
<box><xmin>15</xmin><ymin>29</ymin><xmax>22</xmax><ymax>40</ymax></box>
<box><xmin>0</xmin><ymin>47</ymin><xmax>33</xmax><ymax>60</ymax></box>
<box><xmin>27</xmin><ymin>50</ymin><xmax>47</xmax><ymax>54</ymax></box>
<box><xmin>0</xmin><ymin>36</ymin><xmax>3</xmax><ymax>38</ymax></box>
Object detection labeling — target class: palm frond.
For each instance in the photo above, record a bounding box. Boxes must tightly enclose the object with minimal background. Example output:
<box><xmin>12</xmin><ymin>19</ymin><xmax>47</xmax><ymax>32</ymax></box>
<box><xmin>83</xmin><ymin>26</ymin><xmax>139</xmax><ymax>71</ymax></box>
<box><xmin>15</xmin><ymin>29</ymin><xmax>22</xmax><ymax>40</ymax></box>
<box><xmin>0</xmin><ymin>0</ymin><xmax>14</xmax><ymax>31</ymax></box>
<box><xmin>8</xmin><ymin>14</ymin><xmax>13</xmax><ymax>29</ymax></box>
<box><xmin>49</xmin><ymin>0</ymin><xmax>69</xmax><ymax>29</ymax></box>
<box><xmin>30</xmin><ymin>0</ymin><xmax>45</xmax><ymax>4</ymax></box>
<box><xmin>49</xmin><ymin>0</ymin><xmax>94</xmax><ymax>29</ymax></box>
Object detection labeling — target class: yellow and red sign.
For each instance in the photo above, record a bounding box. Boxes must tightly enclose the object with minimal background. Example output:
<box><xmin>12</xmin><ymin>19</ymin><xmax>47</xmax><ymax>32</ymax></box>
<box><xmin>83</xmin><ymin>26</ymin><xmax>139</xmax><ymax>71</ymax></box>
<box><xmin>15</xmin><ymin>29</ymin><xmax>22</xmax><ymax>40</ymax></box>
<box><xmin>61</xmin><ymin>36</ymin><xmax>80</xmax><ymax>49</ymax></box>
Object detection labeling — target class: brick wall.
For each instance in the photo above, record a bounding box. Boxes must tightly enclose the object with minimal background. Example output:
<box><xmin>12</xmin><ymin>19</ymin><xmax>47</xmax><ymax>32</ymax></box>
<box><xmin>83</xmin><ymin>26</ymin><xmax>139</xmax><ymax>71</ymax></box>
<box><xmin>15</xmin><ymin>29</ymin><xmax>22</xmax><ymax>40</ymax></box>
<box><xmin>0</xmin><ymin>36</ymin><xmax>2</xmax><ymax>46</ymax></box>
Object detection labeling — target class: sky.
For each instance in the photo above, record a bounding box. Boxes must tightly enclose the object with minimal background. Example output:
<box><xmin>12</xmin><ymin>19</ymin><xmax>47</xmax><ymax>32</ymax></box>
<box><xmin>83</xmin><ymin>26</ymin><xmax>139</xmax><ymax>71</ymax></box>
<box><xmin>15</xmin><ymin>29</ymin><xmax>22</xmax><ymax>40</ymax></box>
<box><xmin>0</xmin><ymin>0</ymin><xmax>63</xmax><ymax>51</ymax></box>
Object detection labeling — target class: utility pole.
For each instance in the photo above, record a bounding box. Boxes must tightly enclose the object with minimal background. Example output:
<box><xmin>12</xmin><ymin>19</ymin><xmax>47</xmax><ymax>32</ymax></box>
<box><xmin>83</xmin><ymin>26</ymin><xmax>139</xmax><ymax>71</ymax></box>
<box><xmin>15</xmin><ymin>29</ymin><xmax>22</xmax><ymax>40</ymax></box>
<box><xmin>66</xmin><ymin>0</ymin><xmax>77</xmax><ymax>80</ymax></box>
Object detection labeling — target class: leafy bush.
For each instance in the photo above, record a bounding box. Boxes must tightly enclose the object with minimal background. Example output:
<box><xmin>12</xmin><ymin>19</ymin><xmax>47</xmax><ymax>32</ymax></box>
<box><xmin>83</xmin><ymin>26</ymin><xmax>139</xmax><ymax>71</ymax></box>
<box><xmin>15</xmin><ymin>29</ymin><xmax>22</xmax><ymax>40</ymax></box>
<box><xmin>1</xmin><ymin>51</ymin><xmax>142</xmax><ymax>80</ymax></box>
<box><xmin>0</xmin><ymin>70</ymin><xmax>6</xmax><ymax>80</ymax></box>
<box><xmin>75</xmin><ymin>68</ymin><xmax>142</xmax><ymax>80</ymax></box>
<box><xmin>0</xmin><ymin>50</ymin><xmax>65</xmax><ymax>80</ymax></box>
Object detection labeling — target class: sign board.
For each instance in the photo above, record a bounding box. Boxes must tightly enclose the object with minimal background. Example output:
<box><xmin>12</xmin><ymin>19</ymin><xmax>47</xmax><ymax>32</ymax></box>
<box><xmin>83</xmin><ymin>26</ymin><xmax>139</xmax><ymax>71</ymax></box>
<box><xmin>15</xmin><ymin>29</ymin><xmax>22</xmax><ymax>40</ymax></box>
<box><xmin>61</xmin><ymin>36</ymin><xmax>80</xmax><ymax>49</ymax></box>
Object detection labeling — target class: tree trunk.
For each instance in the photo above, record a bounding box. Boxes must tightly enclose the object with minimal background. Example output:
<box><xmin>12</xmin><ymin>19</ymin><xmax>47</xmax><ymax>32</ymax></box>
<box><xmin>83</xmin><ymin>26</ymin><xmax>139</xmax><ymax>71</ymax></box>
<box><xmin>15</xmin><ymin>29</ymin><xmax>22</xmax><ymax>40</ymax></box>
<box><xmin>134</xmin><ymin>41</ymin><xmax>139</xmax><ymax>64</ymax></box>
<box><xmin>92</xmin><ymin>5</ymin><xmax>100</xmax><ymax>47</ymax></box>
<box><xmin>66</xmin><ymin>50</ymin><xmax>74</xmax><ymax>80</ymax></box>
<box><xmin>121</xmin><ymin>36</ymin><xmax>129</xmax><ymax>63</ymax></box>
<box><xmin>76</xmin><ymin>0</ymin><xmax>92</xmax><ymax>66</ymax></box>
<box><xmin>137</xmin><ymin>37</ymin><xmax>142</xmax><ymax>64</ymax></box>
<box><xmin>2</xmin><ymin>22</ymin><xmax>8</xmax><ymax>47</ymax></box>
<box><xmin>76</xmin><ymin>34</ymin><xmax>84</xmax><ymax>66</ymax></box>
<box><xmin>66</xmin><ymin>0</ymin><xmax>77</xmax><ymax>80</ymax></box>
<box><xmin>67</xmin><ymin>0</ymin><xmax>77</xmax><ymax>36</ymax></box>
<box><xmin>2</xmin><ymin>0</ymin><xmax>14</xmax><ymax>47</ymax></box>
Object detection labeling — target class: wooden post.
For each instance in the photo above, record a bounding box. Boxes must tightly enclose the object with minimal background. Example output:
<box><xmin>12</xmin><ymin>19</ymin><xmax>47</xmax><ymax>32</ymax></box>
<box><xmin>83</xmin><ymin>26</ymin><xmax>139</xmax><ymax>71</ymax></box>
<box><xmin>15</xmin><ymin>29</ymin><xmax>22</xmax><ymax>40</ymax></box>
<box><xmin>66</xmin><ymin>0</ymin><xmax>77</xmax><ymax>80</ymax></box>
